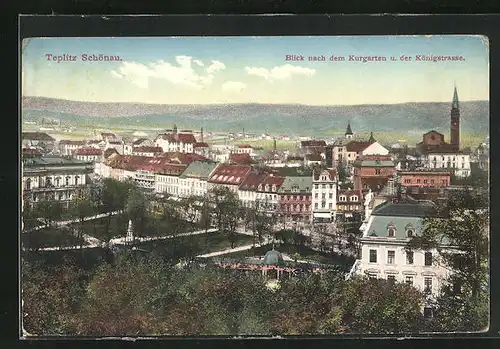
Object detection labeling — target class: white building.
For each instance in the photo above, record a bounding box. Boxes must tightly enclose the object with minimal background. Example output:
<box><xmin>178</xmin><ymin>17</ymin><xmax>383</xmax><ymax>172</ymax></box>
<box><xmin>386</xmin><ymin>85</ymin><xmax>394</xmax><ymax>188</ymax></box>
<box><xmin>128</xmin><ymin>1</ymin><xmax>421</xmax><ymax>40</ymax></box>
<box><xmin>22</xmin><ymin>155</ymin><xmax>94</xmax><ymax>209</ymax></box>
<box><xmin>311</xmin><ymin>169</ymin><xmax>338</xmax><ymax>223</ymax></box>
<box><xmin>59</xmin><ymin>140</ymin><xmax>85</xmax><ymax>156</ymax></box>
<box><xmin>352</xmin><ymin>201</ymin><xmax>451</xmax><ymax>295</ymax></box>
<box><xmin>154</xmin><ymin>129</ymin><xmax>197</xmax><ymax>154</ymax></box>
<box><xmin>423</xmin><ymin>152</ymin><xmax>471</xmax><ymax>177</ymax></box>
<box><xmin>177</xmin><ymin>160</ymin><xmax>219</xmax><ymax>198</ymax></box>
<box><xmin>73</xmin><ymin>147</ymin><xmax>103</xmax><ymax>162</ymax></box>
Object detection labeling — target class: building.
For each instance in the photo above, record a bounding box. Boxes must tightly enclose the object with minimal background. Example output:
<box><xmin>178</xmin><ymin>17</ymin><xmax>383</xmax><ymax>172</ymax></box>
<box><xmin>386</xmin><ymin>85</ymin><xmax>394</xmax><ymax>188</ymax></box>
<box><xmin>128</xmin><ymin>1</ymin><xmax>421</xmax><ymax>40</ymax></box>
<box><xmin>255</xmin><ymin>173</ymin><xmax>285</xmax><ymax>213</ymax></box>
<box><xmin>132</xmin><ymin>138</ymin><xmax>154</xmax><ymax>148</ymax></box>
<box><xmin>311</xmin><ymin>169</ymin><xmax>338</xmax><ymax>223</ymax></box>
<box><xmin>278</xmin><ymin>176</ymin><xmax>313</xmax><ymax>223</ymax></box>
<box><xmin>132</xmin><ymin>146</ymin><xmax>163</xmax><ymax>157</ymax></box>
<box><xmin>58</xmin><ymin>140</ymin><xmax>85</xmax><ymax>156</ymax></box>
<box><xmin>22</xmin><ymin>155</ymin><xmax>94</xmax><ymax>209</ymax></box>
<box><xmin>178</xmin><ymin>160</ymin><xmax>219</xmax><ymax>198</ymax></box>
<box><xmin>153</xmin><ymin>163</ymin><xmax>188</xmax><ymax>196</ymax></box>
<box><xmin>22</xmin><ymin>132</ymin><xmax>56</xmax><ymax>152</ymax></box>
<box><xmin>193</xmin><ymin>142</ymin><xmax>210</xmax><ymax>157</ymax></box>
<box><xmin>207</xmin><ymin>164</ymin><xmax>252</xmax><ymax>193</ymax></box>
<box><xmin>73</xmin><ymin>147</ymin><xmax>103</xmax><ymax>162</ymax></box>
<box><xmin>299</xmin><ymin>140</ymin><xmax>326</xmax><ymax>155</ymax></box>
<box><xmin>233</xmin><ymin>145</ymin><xmax>253</xmax><ymax>154</ymax></box>
<box><xmin>304</xmin><ymin>153</ymin><xmax>323</xmax><ymax>166</ymax></box>
<box><xmin>154</xmin><ymin>126</ymin><xmax>197</xmax><ymax>154</ymax></box>
<box><xmin>336</xmin><ymin>189</ymin><xmax>363</xmax><ymax>218</ymax></box>
<box><xmin>351</xmin><ymin>200</ymin><xmax>450</xmax><ymax>296</ymax></box>
<box><xmin>416</xmin><ymin>86</ymin><xmax>471</xmax><ymax>177</ymax></box>
<box><xmin>398</xmin><ymin>170</ymin><xmax>451</xmax><ymax>188</ymax></box>
<box><xmin>331</xmin><ymin>123</ymin><xmax>356</xmax><ymax>167</ymax></box>
<box><xmin>100</xmin><ymin>132</ymin><xmax>118</xmax><ymax>142</ymax></box>
<box><xmin>352</xmin><ymin>154</ymin><xmax>396</xmax><ymax>192</ymax></box>
<box><xmin>238</xmin><ymin>171</ymin><xmax>269</xmax><ymax>208</ymax></box>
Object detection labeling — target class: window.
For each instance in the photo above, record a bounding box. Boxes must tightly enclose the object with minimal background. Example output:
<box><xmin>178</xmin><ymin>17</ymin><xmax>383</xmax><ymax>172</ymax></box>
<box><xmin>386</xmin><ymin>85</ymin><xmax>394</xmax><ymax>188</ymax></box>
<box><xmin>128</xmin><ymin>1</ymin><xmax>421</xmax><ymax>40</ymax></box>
<box><xmin>406</xmin><ymin>251</ymin><xmax>414</xmax><ymax>264</ymax></box>
<box><xmin>25</xmin><ymin>179</ymin><xmax>31</xmax><ymax>191</ymax></box>
<box><xmin>424</xmin><ymin>307</ymin><xmax>433</xmax><ymax>319</ymax></box>
<box><xmin>375</xmin><ymin>169</ymin><xmax>381</xmax><ymax>175</ymax></box>
<box><xmin>424</xmin><ymin>277</ymin><xmax>433</xmax><ymax>293</ymax></box>
<box><xmin>351</xmin><ymin>196</ymin><xmax>358</xmax><ymax>202</ymax></box>
<box><xmin>340</xmin><ymin>196</ymin><xmax>346</xmax><ymax>201</ymax></box>
<box><xmin>430</xmin><ymin>179</ymin><xmax>434</xmax><ymax>184</ymax></box>
<box><xmin>367</xmin><ymin>272</ymin><xmax>377</xmax><ymax>279</ymax></box>
<box><xmin>322</xmin><ymin>193</ymin><xmax>326</xmax><ymax>199</ymax></box>
<box><xmin>387</xmin><ymin>275</ymin><xmax>396</xmax><ymax>284</ymax></box>
<box><xmin>329</xmin><ymin>203</ymin><xmax>332</xmax><ymax>209</ymax></box>
<box><xmin>315</xmin><ymin>193</ymin><xmax>318</xmax><ymax>199</ymax></box>
<box><xmin>417</xmin><ymin>179</ymin><xmax>421</xmax><ymax>184</ymax></box>
<box><xmin>404</xmin><ymin>179</ymin><xmax>411</xmax><ymax>184</ymax></box>
<box><xmin>405</xmin><ymin>276</ymin><xmax>413</xmax><ymax>285</ymax></box>
<box><xmin>314</xmin><ymin>184</ymin><xmax>318</xmax><ymax>189</ymax></box>
<box><xmin>388</xmin><ymin>227</ymin><xmax>396</xmax><ymax>237</ymax></box>
<box><xmin>314</xmin><ymin>203</ymin><xmax>318</xmax><ymax>209</ymax></box>
<box><xmin>321</xmin><ymin>202</ymin><xmax>325</xmax><ymax>208</ymax></box>
<box><xmin>387</xmin><ymin>250</ymin><xmax>395</xmax><ymax>264</ymax></box>
<box><xmin>322</xmin><ymin>176</ymin><xmax>327</xmax><ymax>181</ymax></box>
<box><xmin>329</xmin><ymin>193</ymin><xmax>333</xmax><ymax>199</ymax></box>
<box><xmin>424</xmin><ymin>252</ymin><xmax>433</xmax><ymax>266</ymax></box>
<box><xmin>406</xmin><ymin>229</ymin><xmax>414</xmax><ymax>238</ymax></box>
<box><xmin>453</xmin><ymin>281</ymin><xmax>462</xmax><ymax>295</ymax></box>
<box><xmin>369</xmin><ymin>249</ymin><xmax>377</xmax><ymax>263</ymax></box>
<box><xmin>322</xmin><ymin>184</ymin><xmax>326</xmax><ymax>189</ymax></box>
<box><xmin>423</xmin><ymin>179</ymin><xmax>428</xmax><ymax>184</ymax></box>
<box><xmin>329</xmin><ymin>184</ymin><xmax>334</xmax><ymax>189</ymax></box>
<box><xmin>55</xmin><ymin>177</ymin><xmax>60</xmax><ymax>186</ymax></box>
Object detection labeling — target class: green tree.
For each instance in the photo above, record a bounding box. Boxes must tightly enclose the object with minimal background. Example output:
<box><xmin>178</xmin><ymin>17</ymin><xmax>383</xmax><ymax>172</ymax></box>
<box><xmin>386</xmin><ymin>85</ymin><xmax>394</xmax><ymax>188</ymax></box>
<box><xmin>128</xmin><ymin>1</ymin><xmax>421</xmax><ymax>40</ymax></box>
<box><xmin>70</xmin><ymin>190</ymin><xmax>97</xmax><ymax>249</ymax></box>
<box><xmin>338</xmin><ymin>277</ymin><xmax>425</xmax><ymax>334</ymax></box>
<box><xmin>126</xmin><ymin>188</ymin><xmax>148</xmax><ymax>238</ymax></box>
<box><xmin>406</xmin><ymin>188</ymin><xmax>489</xmax><ymax>332</ymax></box>
<box><xmin>100</xmin><ymin>178</ymin><xmax>134</xmax><ymax>242</ymax></box>
<box><xmin>207</xmin><ymin>186</ymin><xmax>242</xmax><ymax>248</ymax></box>
<box><xmin>35</xmin><ymin>200</ymin><xmax>63</xmax><ymax>228</ymax></box>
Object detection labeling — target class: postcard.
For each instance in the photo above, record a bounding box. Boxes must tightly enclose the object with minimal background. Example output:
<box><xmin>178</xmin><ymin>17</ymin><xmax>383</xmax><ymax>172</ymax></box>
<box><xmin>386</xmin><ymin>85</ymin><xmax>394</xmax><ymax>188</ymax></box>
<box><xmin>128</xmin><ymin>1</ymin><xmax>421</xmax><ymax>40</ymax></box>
<box><xmin>20</xmin><ymin>34</ymin><xmax>489</xmax><ymax>337</ymax></box>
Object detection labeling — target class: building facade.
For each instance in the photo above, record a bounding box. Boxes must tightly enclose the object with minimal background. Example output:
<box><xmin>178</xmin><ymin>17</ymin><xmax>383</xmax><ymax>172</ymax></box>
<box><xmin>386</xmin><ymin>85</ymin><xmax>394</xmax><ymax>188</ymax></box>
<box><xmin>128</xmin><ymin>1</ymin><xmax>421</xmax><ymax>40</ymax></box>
<box><xmin>311</xmin><ymin>169</ymin><xmax>338</xmax><ymax>223</ymax></box>
<box><xmin>278</xmin><ymin>176</ymin><xmax>313</xmax><ymax>223</ymax></box>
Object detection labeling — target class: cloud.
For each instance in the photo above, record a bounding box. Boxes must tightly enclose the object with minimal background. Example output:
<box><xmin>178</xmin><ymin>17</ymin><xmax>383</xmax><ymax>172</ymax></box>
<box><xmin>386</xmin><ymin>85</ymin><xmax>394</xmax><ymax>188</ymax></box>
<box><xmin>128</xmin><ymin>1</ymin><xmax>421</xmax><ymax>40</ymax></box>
<box><xmin>222</xmin><ymin>81</ymin><xmax>247</xmax><ymax>93</ymax></box>
<box><xmin>245</xmin><ymin>64</ymin><xmax>316</xmax><ymax>81</ymax></box>
<box><xmin>194</xmin><ymin>59</ymin><xmax>204</xmax><ymax>66</ymax></box>
<box><xmin>110</xmin><ymin>56</ymin><xmax>225</xmax><ymax>90</ymax></box>
<box><xmin>207</xmin><ymin>60</ymin><xmax>226</xmax><ymax>74</ymax></box>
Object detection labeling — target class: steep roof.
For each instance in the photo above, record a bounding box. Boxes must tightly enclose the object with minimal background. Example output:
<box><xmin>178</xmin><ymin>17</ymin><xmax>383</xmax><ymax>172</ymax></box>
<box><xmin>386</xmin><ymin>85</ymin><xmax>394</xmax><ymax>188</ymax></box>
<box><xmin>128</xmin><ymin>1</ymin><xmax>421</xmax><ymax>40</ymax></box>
<box><xmin>160</xmin><ymin>132</ymin><xmax>197</xmax><ymax>144</ymax></box>
<box><xmin>338</xmin><ymin>189</ymin><xmax>363</xmax><ymax>199</ymax></box>
<box><xmin>279</xmin><ymin>176</ymin><xmax>313</xmax><ymax>193</ymax></box>
<box><xmin>258</xmin><ymin>174</ymin><xmax>285</xmax><ymax>191</ymax></box>
<box><xmin>230</xmin><ymin>153</ymin><xmax>255</xmax><ymax>165</ymax></box>
<box><xmin>179</xmin><ymin>160</ymin><xmax>219</xmax><ymax>179</ymax></box>
<box><xmin>74</xmin><ymin>147</ymin><xmax>102</xmax><ymax>156</ymax></box>
<box><xmin>372</xmin><ymin>201</ymin><xmax>438</xmax><ymax>218</ymax></box>
<box><xmin>162</xmin><ymin>152</ymin><xmax>208</xmax><ymax>165</ymax></box>
<box><xmin>313</xmin><ymin>168</ymin><xmax>337</xmax><ymax>181</ymax></box>
<box><xmin>132</xmin><ymin>138</ymin><xmax>149</xmax><ymax>145</ymax></box>
<box><xmin>208</xmin><ymin>164</ymin><xmax>251</xmax><ymax>185</ymax></box>
<box><xmin>239</xmin><ymin>171</ymin><xmax>269</xmax><ymax>191</ymax></box>
<box><xmin>345</xmin><ymin>122</ymin><xmax>353</xmax><ymax>135</ymax></box>
<box><xmin>133</xmin><ymin>146</ymin><xmax>163</xmax><ymax>153</ymax></box>
<box><xmin>194</xmin><ymin>142</ymin><xmax>209</xmax><ymax>148</ymax></box>
<box><xmin>22</xmin><ymin>132</ymin><xmax>55</xmax><ymax>141</ymax></box>
<box><xmin>452</xmin><ymin>85</ymin><xmax>459</xmax><ymax>109</ymax></box>
<box><xmin>59</xmin><ymin>140</ymin><xmax>85</xmax><ymax>145</ymax></box>
<box><xmin>345</xmin><ymin>140</ymin><xmax>374</xmax><ymax>153</ymax></box>
<box><xmin>103</xmin><ymin>148</ymin><xmax>119</xmax><ymax>159</ymax></box>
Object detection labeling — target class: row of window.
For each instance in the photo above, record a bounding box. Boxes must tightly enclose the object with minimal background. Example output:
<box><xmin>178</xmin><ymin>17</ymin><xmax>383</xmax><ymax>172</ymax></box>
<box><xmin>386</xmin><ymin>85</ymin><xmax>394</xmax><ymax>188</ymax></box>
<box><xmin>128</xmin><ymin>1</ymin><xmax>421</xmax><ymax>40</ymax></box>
<box><xmin>24</xmin><ymin>176</ymin><xmax>81</xmax><ymax>190</ymax></box>
<box><xmin>283</xmin><ymin>195</ymin><xmax>309</xmax><ymax>201</ymax></box>
<box><xmin>313</xmin><ymin>184</ymin><xmax>335</xmax><ymax>189</ymax></box>
<box><xmin>431</xmin><ymin>162</ymin><xmax>466</xmax><ymax>169</ymax></box>
<box><xmin>367</xmin><ymin>273</ymin><xmax>433</xmax><ymax>292</ymax></box>
<box><xmin>314</xmin><ymin>202</ymin><xmax>333</xmax><ymax>210</ymax></box>
<box><xmin>403</xmin><ymin>178</ymin><xmax>447</xmax><ymax>185</ymax></box>
<box><xmin>369</xmin><ymin>249</ymin><xmax>433</xmax><ymax>266</ymax></box>
<box><xmin>431</xmin><ymin>156</ymin><xmax>466</xmax><ymax>162</ymax></box>
<box><xmin>314</xmin><ymin>193</ymin><xmax>334</xmax><ymax>199</ymax></box>
<box><xmin>281</xmin><ymin>204</ymin><xmax>311</xmax><ymax>212</ymax></box>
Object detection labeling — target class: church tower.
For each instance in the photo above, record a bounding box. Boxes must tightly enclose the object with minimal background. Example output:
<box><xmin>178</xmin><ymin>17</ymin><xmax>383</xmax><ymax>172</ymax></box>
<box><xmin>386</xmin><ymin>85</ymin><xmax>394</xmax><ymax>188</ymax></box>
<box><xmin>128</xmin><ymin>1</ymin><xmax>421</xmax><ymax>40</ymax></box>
<box><xmin>450</xmin><ymin>85</ymin><xmax>460</xmax><ymax>151</ymax></box>
<box><xmin>345</xmin><ymin>122</ymin><xmax>353</xmax><ymax>140</ymax></box>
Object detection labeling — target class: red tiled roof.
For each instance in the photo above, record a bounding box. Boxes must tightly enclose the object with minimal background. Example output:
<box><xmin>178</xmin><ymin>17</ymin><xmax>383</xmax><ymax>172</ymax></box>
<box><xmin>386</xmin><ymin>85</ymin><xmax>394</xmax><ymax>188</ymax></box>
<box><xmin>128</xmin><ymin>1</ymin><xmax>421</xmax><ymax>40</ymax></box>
<box><xmin>22</xmin><ymin>132</ymin><xmax>55</xmax><ymax>141</ymax></box>
<box><xmin>194</xmin><ymin>142</ymin><xmax>209</xmax><ymax>148</ymax></box>
<box><xmin>160</xmin><ymin>132</ymin><xmax>197</xmax><ymax>144</ymax></box>
<box><xmin>239</xmin><ymin>171</ymin><xmax>268</xmax><ymax>191</ymax></box>
<box><xmin>230</xmin><ymin>153</ymin><xmax>255</xmax><ymax>165</ymax></box>
<box><xmin>132</xmin><ymin>138</ymin><xmax>149</xmax><ymax>145</ymax></box>
<box><xmin>345</xmin><ymin>140</ymin><xmax>374</xmax><ymax>153</ymax></box>
<box><xmin>133</xmin><ymin>146</ymin><xmax>163</xmax><ymax>153</ymax></box>
<box><xmin>208</xmin><ymin>164</ymin><xmax>252</xmax><ymax>185</ymax></box>
<box><xmin>301</xmin><ymin>140</ymin><xmax>327</xmax><ymax>147</ymax></box>
<box><xmin>59</xmin><ymin>140</ymin><xmax>85</xmax><ymax>145</ymax></box>
<box><xmin>360</xmin><ymin>177</ymin><xmax>390</xmax><ymax>191</ymax></box>
<box><xmin>74</xmin><ymin>147</ymin><xmax>102</xmax><ymax>156</ymax></box>
<box><xmin>22</xmin><ymin>148</ymin><xmax>42</xmax><ymax>157</ymax></box>
<box><xmin>313</xmin><ymin>169</ymin><xmax>337</xmax><ymax>181</ymax></box>
<box><xmin>258</xmin><ymin>174</ymin><xmax>285</xmax><ymax>192</ymax></box>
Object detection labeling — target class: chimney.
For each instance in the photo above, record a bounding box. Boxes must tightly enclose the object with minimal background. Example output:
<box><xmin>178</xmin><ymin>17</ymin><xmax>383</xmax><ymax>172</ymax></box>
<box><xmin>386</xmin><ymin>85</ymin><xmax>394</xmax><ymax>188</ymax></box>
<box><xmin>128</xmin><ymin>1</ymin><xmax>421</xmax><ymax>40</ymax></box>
<box><xmin>201</xmin><ymin>127</ymin><xmax>204</xmax><ymax>143</ymax></box>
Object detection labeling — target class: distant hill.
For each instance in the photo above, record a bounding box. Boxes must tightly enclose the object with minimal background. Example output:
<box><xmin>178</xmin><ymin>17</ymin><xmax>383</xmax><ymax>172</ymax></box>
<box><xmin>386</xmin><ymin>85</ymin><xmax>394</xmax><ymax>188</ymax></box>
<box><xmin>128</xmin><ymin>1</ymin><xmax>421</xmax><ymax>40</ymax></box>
<box><xmin>22</xmin><ymin>96</ymin><xmax>489</xmax><ymax>138</ymax></box>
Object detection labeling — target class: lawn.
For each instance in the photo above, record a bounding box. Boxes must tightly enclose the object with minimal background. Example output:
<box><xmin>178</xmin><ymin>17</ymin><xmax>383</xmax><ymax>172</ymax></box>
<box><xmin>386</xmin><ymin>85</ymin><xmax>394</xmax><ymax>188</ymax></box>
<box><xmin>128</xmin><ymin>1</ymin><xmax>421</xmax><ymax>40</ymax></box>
<box><xmin>22</xmin><ymin>227</ymin><xmax>88</xmax><ymax>250</ymax></box>
<box><xmin>135</xmin><ymin>231</ymin><xmax>255</xmax><ymax>256</ymax></box>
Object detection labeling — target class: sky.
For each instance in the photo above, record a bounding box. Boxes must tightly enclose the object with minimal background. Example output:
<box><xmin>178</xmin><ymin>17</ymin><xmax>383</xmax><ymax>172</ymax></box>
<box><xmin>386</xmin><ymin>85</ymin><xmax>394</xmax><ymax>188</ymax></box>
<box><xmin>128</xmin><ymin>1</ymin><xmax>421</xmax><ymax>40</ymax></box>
<box><xmin>22</xmin><ymin>36</ymin><xmax>489</xmax><ymax>105</ymax></box>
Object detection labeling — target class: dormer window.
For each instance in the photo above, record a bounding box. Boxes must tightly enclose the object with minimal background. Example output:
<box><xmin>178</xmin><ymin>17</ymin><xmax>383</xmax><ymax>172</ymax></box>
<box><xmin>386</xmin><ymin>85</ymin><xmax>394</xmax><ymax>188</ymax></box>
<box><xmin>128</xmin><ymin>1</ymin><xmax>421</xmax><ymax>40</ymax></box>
<box><xmin>350</xmin><ymin>195</ymin><xmax>358</xmax><ymax>202</ymax></box>
<box><xmin>321</xmin><ymin>175</ymin><xmax>328</xmax><ymax>181</ymax></box>
<box><xmin>272</xmin><ymin>185</ymin><xmax>276</xmax><ymax>192</ymax></box>
<box><xmin>387</xmin><ymin>222</ymin><xmax>396</xmax><ymax>237</ymax></box>
<box><xmin>405</xmin><ymin>224</ymin><xmax>415</xmax><ymax>238</ymax></box>
<box><xmin>258</xmin><ymin>184</ymin><xmax>262</xmax><ymax>191</ymax></box>
<box><xmin>339</xmin><ymin>195</ymin><xmax>346</xmax><ymax>202</ymax></box>
<box><xmin>265</xmin><ymin>184</ymin><xmax>270</xmax><ymax>191</ymax></box>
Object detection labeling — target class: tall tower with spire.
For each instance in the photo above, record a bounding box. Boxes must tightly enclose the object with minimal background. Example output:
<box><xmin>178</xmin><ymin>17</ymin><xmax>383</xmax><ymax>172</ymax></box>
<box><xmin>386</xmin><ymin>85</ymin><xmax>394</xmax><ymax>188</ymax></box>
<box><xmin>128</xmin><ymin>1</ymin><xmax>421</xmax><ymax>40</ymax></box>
<box><xmin>450</xmin><ymin>85</ymin><xmax>460</xmax><ymax>151</ymax></box>
<box><xmin>345</xmin><ymin>122</ymin><xmax>354</xmax><ymax>140</ymax></box>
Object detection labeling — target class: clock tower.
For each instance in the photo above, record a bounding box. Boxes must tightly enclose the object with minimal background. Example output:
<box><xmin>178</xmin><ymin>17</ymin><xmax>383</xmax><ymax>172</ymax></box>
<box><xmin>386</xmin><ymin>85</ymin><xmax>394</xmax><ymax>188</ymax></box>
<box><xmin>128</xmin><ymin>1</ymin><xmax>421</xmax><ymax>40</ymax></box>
<box><xmin>450</xmin><ymin>85</ymin><xmax>460</xmax><ymax>152</ymax></box>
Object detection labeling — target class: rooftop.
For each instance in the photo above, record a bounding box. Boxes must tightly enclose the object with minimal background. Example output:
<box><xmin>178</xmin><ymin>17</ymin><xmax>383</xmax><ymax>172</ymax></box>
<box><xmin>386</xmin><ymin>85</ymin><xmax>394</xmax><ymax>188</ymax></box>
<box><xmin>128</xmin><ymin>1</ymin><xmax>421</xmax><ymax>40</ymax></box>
<box><xmin>179</xmin><ymin>160</ymin><xmax>219</xmax><ymax>179</ymax></box>
<box><xmin>279</xmin><ymin>176</ymin><xmax>312</xmax><ymax>193</ymax></box>
<box><xmin>372</xmin><ymin>201</ymin><xmax>438</xmax><ymax>218</ymax></box>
